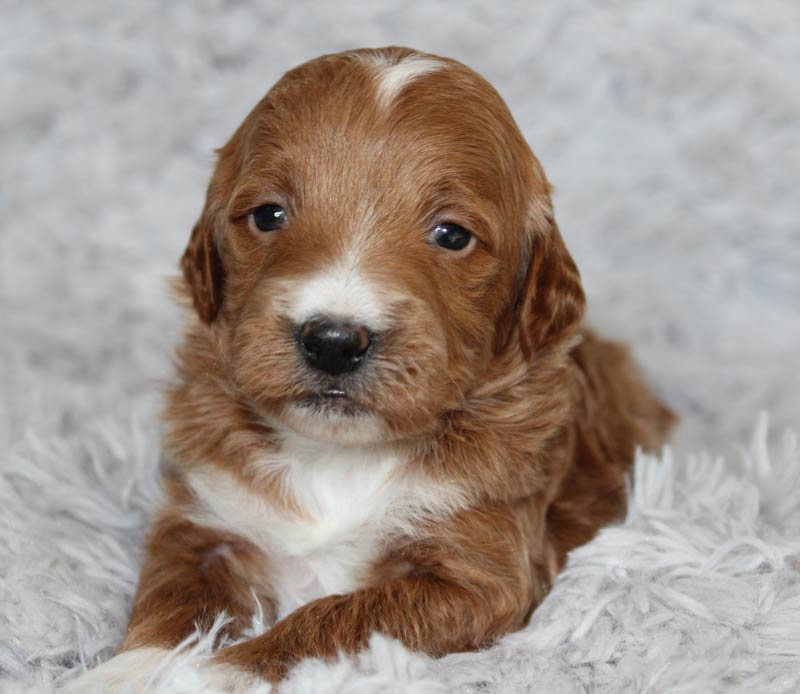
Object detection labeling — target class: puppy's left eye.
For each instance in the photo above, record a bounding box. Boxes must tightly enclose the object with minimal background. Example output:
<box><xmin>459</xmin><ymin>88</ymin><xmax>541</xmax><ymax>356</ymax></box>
<box><xmin>429</xmin><ymin>223</ymin><xmax>475</xmax><ymax>252</ymax></box>
<box><xmin>249</xmin><ymin>204</ymin><xmax>287</xmax><ymax>233</ymax></box>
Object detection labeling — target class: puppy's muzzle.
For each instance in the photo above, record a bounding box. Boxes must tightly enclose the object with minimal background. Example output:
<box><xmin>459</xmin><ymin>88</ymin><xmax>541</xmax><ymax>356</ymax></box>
<box><xmin>298</xmin><ymin>317</ymin><xmax>371</xmax><ymax>376</ymax></box>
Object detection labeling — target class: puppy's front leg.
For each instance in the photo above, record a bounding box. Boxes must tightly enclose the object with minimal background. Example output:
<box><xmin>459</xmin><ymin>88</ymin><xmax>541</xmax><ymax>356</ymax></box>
<box><xmin>62</xmin><ymin>510</ymin><xmax>275</xmax><ymax>693</ymax></box>
<box><xmin>215</xmin><ymin>507</ymin><xmax>540</xmax><ymax>683</ymax></box>
<box><xmin>122</xmin><ymin>510</ymin><xmax>274</xmax><ymax>651</ymax></box>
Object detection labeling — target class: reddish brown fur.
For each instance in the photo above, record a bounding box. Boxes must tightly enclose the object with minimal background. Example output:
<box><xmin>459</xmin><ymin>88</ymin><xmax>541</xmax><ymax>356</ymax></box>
<box><xmin>121</xmin><ymin>46</ymin><xmax>675</xmax><ymax>682</ymax></box>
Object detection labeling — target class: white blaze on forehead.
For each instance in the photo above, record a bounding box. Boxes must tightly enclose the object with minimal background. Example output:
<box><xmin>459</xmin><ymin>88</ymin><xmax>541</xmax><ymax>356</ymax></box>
<box><xmin>370</xmin><ymin>54</ymin><xmax>445</xmax><ymax>108</ymax></box>
<box><xmin>285</xmin><ymin>257</ymin><xmax>388</xmax><ymax>330</ymax></box>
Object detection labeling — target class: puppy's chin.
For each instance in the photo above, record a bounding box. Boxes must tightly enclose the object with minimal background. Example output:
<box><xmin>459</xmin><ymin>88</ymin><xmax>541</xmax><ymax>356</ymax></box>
<box><xmin>281</xmin><ymin>400</ymin><xmax>388</xmax><ymax>446</ymax></box>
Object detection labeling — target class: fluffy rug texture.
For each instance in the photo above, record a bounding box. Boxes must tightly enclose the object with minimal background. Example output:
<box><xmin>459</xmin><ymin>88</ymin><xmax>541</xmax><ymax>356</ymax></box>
<box><xmin>1</xmin><ymin>1</ymin><xmax>799</xmax><ymax>692</ymax></box>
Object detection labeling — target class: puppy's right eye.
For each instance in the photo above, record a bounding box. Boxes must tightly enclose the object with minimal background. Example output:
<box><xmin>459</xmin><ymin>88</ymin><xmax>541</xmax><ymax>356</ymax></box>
<box><xmin>249</xmin><ymin>204</ymin><xmax>287</xmax><ymax>233</ymax></box>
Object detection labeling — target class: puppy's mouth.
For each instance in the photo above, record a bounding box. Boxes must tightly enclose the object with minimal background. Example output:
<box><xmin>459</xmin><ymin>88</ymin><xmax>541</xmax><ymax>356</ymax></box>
<box><xmin>283</xmin><ymin>383</ymin><xmax>385</xmax><ymax>445</ymax></box>
<box><xmin>296</xmin><ymin>387</ymin><xmax>367</xmax><ymax>416</ymax></box>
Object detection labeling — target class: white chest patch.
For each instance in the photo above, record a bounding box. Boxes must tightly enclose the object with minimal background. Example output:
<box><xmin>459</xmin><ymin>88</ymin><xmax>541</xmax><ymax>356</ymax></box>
<box><xmin>185</xmin><ymin>433</ymin><xmax>467</xmax><ymax>621</ymax></box>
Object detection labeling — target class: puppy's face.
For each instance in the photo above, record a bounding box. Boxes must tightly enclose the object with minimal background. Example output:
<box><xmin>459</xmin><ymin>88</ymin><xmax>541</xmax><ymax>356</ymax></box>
<box><xmin>181</xmin><ymin>48</ymin><xmax>584</xmax><ymax>445</ymax></box>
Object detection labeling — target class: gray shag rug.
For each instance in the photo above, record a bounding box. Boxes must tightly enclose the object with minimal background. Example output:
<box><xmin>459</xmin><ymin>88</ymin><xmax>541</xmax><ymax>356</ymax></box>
<box><xmin>2</xmin><ymin>2</ymin><xmax>799</xmax><ymax>692</ymax></box>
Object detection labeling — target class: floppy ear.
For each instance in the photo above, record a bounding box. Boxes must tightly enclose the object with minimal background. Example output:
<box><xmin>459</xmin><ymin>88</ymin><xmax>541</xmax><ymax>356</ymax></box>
<box><xmin>518</xmin><ymin>214</ymin><xmax>586</xmax><ymax>359</ymax></box>
<box><xmin>180</xmin><ymin>209</ymin><xmax>225</xmax><ymax>323</ymax></box>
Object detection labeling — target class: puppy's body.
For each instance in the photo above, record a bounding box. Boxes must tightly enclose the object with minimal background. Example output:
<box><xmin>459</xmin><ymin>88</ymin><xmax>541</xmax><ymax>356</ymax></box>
<box><xmin>69</xmin><ymin>47</ymin><xmax>674</xmax><ymax>689</ymax></box>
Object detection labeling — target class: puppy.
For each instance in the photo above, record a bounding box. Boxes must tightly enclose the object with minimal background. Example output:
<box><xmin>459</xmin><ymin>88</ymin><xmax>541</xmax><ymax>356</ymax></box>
<box><xmin>68</xmin><ymin>46</ymin><xmax>674</xmax><ymax>690</ymax></box>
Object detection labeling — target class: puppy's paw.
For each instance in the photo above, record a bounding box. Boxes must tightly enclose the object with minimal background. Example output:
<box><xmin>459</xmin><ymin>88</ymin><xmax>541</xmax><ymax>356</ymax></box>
<box><xmin>61</xmin><ymin>648</ymin><xmax>169</xmax><ymax>693</ymax></box>
<box><xmin>188</xmin><ymin>658</ymin><xmax>270</xmax><ymax>693</ymax></box>
<box><xmin>61</xmin><ymin>648</ymin><xmax>269</xmax><ymax>693</ymax></box>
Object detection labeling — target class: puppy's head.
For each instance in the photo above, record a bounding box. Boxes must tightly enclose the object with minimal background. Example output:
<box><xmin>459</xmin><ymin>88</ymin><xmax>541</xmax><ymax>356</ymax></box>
<box><xmin>181</xmin><ymin>47</ymin><xmax>584</xmax><ymax>445</ymax></box>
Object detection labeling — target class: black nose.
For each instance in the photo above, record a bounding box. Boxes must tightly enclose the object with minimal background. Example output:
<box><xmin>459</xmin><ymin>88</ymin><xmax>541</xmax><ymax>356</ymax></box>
<box><xmin>298</xmin><ymin>318</ymin><xmax>371</xmax><ymax>376</ymax></box>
